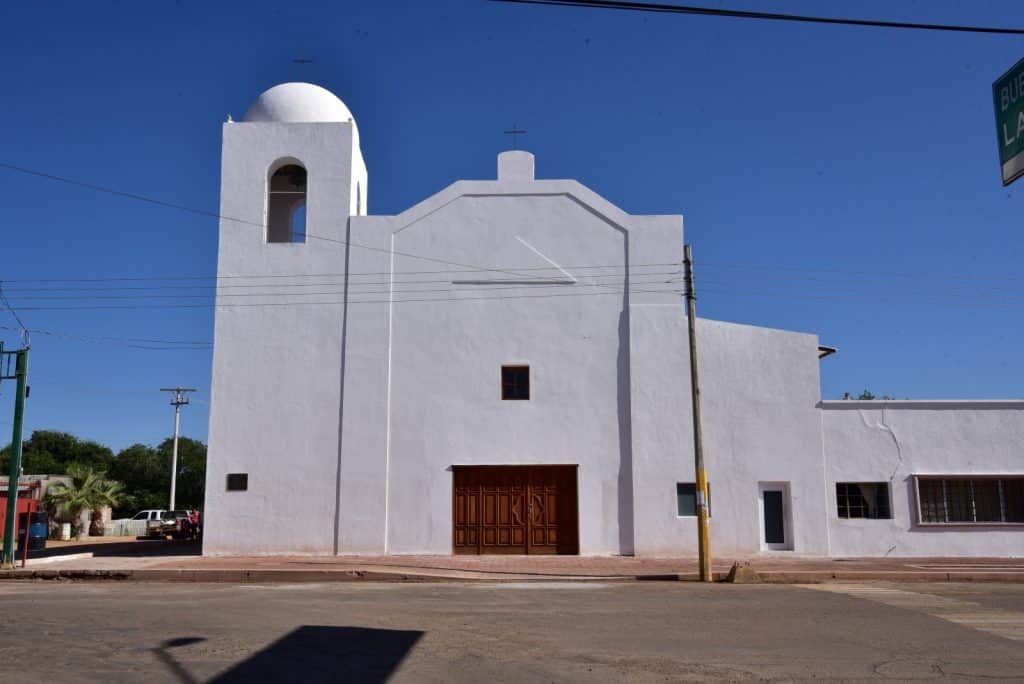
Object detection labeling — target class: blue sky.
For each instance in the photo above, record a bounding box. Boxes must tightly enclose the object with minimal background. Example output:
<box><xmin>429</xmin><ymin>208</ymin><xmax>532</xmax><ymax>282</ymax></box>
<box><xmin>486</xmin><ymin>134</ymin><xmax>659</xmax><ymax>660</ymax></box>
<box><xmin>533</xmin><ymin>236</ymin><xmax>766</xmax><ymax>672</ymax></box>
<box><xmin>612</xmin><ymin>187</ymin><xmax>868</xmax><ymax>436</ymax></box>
<box><xmin>0</xmin><ymin>1</ymin><xmax>1022</xmax><ymax>451</ymax></box>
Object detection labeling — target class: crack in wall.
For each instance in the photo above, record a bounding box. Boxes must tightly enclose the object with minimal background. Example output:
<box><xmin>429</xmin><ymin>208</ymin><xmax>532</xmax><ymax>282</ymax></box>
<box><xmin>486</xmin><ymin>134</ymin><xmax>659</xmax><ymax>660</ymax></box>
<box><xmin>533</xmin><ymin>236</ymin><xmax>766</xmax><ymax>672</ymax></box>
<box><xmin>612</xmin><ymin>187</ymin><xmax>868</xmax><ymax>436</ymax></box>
<box><xmin>880</xmin><ymin>407</ymin><xmax>904</xmax><ymax>482</ymax></box>
<box><xmin>857</xmin><ymin>407</ymin><xmax>904</xmax><ymax>482</ymax></box>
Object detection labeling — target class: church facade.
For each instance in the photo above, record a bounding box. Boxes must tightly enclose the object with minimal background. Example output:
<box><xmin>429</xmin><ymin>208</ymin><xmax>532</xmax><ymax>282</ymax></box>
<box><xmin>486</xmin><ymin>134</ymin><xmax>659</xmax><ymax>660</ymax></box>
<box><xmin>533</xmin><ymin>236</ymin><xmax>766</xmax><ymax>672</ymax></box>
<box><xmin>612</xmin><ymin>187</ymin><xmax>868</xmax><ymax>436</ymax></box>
<box><xmin>203</xmin><ymin>83</ymin><xmax>1024</xmax><ymax>558</ymax></box>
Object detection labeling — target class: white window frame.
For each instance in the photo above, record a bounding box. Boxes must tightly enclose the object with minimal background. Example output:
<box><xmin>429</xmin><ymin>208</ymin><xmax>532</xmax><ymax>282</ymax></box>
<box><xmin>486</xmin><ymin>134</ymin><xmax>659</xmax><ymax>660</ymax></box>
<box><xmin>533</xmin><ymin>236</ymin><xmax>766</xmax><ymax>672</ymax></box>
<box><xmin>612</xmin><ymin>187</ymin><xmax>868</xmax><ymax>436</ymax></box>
<box><xmin>758</xmin><ymin>482</ymin><xmax>794</xmax><ymax>551</ymax></box>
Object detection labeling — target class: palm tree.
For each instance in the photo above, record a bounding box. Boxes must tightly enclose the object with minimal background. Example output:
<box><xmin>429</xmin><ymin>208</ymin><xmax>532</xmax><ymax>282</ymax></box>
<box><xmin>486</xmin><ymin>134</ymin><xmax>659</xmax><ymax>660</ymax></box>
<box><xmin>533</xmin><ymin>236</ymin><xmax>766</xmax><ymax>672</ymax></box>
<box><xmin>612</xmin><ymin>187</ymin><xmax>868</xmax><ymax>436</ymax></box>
<box><xmin>43</xmin><ymin>463</ymin><xmax>125</xmax><ymax>540</ymax></box>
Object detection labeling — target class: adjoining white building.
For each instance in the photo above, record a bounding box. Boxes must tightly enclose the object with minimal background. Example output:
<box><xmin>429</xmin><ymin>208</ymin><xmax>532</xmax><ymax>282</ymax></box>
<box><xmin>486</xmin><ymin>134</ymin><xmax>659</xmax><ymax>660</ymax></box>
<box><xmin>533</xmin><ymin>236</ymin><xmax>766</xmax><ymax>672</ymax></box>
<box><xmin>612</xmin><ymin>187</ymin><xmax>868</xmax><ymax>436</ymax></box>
<box><xmin>203</xmin><ymin>82</ymin><xmax>1024</xmax><ymax>558</ymax></box>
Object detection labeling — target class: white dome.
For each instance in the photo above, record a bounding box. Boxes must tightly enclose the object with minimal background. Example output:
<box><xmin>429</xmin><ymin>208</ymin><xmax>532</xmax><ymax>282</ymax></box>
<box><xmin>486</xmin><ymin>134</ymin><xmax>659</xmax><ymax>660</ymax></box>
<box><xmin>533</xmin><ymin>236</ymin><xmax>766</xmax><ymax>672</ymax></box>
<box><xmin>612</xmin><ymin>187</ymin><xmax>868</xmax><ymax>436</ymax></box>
<box><xmin>243</xmin><ymin>82</ymin><xmax>357</xmax><ymax>126</ymax></box>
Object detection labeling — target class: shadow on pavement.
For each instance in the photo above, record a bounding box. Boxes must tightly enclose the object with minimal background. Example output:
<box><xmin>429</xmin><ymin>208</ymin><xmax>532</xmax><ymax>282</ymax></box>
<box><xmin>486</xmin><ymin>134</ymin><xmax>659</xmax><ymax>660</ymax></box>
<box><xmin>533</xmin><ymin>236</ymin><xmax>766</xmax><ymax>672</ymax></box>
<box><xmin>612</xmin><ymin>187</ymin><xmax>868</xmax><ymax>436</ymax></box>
<box><xmin>203</xmin><ymin>626</ymin><xmax>423</xmax><ymax>684</ymax></box>
<box><xmin>154</xmin><ymin>637</ymin><xmax>208</xmax><ymax>684</ymax></box>
<box><xmin>26</xmin><ymin>539</ymin><xmax>201</xmax><ymax>560</ymax></box>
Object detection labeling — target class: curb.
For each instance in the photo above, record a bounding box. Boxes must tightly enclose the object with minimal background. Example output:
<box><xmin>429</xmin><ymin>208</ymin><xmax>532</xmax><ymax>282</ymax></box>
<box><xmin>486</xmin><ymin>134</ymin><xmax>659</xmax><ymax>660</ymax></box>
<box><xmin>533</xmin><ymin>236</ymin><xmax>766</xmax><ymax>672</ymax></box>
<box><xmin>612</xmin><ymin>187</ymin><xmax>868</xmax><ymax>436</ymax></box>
<box><xmin>0</xmin><ymin>568</ymin><xmax>1020</xmax><ymax>583</ymax></box>
<box><xmin>25</xmin><ymin>552</ymin><xmax>94</xmax><ymax>567</ymax></box>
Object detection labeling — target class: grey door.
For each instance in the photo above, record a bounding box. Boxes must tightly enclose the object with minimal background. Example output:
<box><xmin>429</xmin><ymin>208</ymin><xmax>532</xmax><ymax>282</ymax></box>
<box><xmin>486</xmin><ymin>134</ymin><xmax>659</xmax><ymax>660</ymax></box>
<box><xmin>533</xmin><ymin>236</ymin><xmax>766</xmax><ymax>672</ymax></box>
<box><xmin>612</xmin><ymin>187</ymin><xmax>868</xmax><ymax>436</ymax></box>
<box><xmin>763</xmin><ymin>490</ymin><xmax>785</xmax><ymax>544</ymax></box>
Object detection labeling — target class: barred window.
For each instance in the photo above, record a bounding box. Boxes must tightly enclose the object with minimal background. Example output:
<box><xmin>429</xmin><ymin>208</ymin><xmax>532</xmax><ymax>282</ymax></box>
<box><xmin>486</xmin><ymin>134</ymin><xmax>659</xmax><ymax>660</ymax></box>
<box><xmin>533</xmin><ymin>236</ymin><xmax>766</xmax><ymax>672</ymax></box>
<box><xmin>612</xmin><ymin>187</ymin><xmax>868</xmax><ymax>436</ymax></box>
<box><xmin>916</xmin><ymin>476</ymin><xmax>1024</xmax><ymax>524</ymax></box>
<box><xmin>836</xmin><ymin>482</ymin><xmax>891</xmax><ymax>519</ymax></box>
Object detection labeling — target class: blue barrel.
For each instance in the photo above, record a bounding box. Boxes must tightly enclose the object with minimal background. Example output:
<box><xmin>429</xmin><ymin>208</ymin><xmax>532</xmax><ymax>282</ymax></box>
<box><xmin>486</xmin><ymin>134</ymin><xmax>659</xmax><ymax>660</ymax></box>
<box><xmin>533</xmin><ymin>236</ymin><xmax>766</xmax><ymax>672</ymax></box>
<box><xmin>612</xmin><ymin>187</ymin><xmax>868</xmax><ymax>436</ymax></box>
<box><xmin>28</xmin><ymin>512</ymin><xmax>48</xmax><ymax>549</ymax></box>
<box><xmin>18</xmin><ymin>511</ymin><xmax>48</xmax><ymax>550</ymax></box>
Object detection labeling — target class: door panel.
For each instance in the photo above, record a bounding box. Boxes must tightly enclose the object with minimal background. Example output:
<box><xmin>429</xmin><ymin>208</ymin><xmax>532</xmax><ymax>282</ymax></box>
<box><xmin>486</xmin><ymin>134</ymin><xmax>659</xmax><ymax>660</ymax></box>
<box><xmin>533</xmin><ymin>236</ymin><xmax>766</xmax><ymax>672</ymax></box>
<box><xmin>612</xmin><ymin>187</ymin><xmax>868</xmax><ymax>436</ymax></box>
<box><xmin>480</xmin><ymin>485</ymin><xmax>526</xmax><ymax>552</ymax></box>
<box><xmin>453</xmin><ymin>466</ymin><xmax>578</xmax><ymax>555</ymax></box>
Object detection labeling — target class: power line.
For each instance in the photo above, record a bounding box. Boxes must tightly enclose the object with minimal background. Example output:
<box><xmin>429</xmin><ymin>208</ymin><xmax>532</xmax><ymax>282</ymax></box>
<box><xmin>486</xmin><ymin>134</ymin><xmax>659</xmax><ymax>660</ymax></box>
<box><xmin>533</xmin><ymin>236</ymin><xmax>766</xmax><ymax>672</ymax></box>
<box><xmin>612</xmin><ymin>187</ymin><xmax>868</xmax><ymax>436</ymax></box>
<box><xmin>0</xmin><ymin>275</ymin><xmax>681</xmax><ymax>302</ymax></box>
<box><xmin>699</xmin><ymin>285</ymin><xmax>1024</xmax><ymax>312</ymax></box>
<box><xmin>0</xmin><ymin>156</ymin><xmax>690</xmax><ymax>308</ymax></box>
<box><xmin>5</xmin><ymin>260</ymin><xmax>1024</xmax><ymax>291</ymax></box>
<box><xmin>0</xmin><ymin>282</ymin><xmax>29</xmax><ymax>346</ymax></box>
<box><xmin>701</xmin><ymin>261</ymin><xmax>1024</xmax><ymax>283</ymax></box>
<box><xmin>0</xmin><ymin>161</ymin><xmax>260</xmax><ymax>228</ymax></box>
<box><xmin>489</xmin><ymin>0</ymin><xmax>1024</xmax><ymax>35</ymax></box>
<box><xmin>0</xmin><ymin>160</ymin><xmax>664</xmax><ymax>293</ymax></box>
<box><xmin>8</xmin><ymin>274</ymin><xmax>1023</xmax><ymax>308</ymax></box>
<box><xmin>11</xmin><ymin>286</ymin><xmax>684</xmax><ymax>311</ymax></box>
<box><xmin>0</xmin><ymin>268</ymin><xmax>681</xmax><ymax>291</ymax></box>
<box><xmin>10</xmin><ymin>158</ymin><xmax>1021</xmax><ymax>301</ymax></box>
<box><xmin>0</xmin><ymin>325</ymin><xmax>211</xmax><ymax>350</ymax></box>
<box><xmin>695</xmin><ymin>273</ymin><xmax>1024</xmax><ymax>296</ymax></box>
<box><xmin>12</xmin><ymin>260</ymin><xmax>1024</xmax><ymax>303</ymax></box>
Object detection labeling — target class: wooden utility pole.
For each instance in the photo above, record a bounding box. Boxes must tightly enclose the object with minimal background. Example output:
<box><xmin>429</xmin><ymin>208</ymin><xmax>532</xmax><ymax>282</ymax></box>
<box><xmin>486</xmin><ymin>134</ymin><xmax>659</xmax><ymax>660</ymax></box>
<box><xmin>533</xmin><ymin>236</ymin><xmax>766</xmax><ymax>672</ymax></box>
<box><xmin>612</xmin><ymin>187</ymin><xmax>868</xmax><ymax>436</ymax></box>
<box><xmin>683</xmin><ymin>245</ymin><xmax>712</xmax><ymax>582</ymax></box>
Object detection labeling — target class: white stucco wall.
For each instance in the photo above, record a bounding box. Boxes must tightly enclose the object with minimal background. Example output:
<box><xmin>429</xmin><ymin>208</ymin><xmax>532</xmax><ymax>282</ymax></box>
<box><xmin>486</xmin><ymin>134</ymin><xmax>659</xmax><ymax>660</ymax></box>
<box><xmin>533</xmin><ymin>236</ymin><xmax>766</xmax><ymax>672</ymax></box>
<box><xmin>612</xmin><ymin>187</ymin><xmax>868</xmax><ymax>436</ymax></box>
<box><xmin>822</xmin><ymin>401</ymin><xmax>1024</xmax><ymax>557</ymax></box>
<box><xmin>204</xmin><ymin>120</ymin><xmax>360</xmax><ymax>555</ymax></box>
<box><xmin>631</xmin><ymin>314</ymin><xmax>828</xmax><ymax>557</ymax></box>
<box><xmin>203</xmin><ymin>85</ymin><xmax>1024</xmax><ymax>559</ymax></box>
<box><xmin>359</xmin><ymin>154</ymin><xmax>683</xmax><ymax>555</ymax></box>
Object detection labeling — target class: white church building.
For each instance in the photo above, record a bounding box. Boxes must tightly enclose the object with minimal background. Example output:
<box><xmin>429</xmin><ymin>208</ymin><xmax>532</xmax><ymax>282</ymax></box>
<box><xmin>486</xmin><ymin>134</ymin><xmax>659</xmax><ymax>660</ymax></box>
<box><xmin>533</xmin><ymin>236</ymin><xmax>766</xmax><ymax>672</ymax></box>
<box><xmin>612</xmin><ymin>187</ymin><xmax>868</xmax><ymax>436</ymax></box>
<box><xmin>204</xmin><ymin>83</ymin><xmax>1024</xmax><ymax>558</ymax></box>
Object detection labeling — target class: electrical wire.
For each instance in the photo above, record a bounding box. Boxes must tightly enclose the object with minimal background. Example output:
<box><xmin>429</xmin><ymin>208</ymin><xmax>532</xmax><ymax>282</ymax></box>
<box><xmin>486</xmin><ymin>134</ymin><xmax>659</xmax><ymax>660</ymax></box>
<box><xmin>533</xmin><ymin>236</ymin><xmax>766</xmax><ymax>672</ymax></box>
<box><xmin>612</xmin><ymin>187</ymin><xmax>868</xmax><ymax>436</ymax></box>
<box><xmin>0</xmin><ymin>325</ymin><xmax>210</xmax><ymax>351</ymax></box>
<box><xmin>0</xmin><ymin>282</ymin><xmax>30</xmax><ymax>346</ymax></box>
<box><xmin>8</xmin><ymin>159</ymin><xmax>1021</xmax><ymax>294</ymax></box>
<box><xmin>0</xmin><ymin>269</ymin><xmax>681</xmax><ymax>292</ymax></box>
<box><xmin>698</xmin><ymin>285</ymin><xmax>1024</xmax><ymax>312</ymax></box>
<box><xmin>489</xmin><ymin>0</ymin><xmax>1024</xmax><ymax>35</ymax></box>
<box><xmin>0</xmin><ymin>262</ymin><xmax>677</xmax><ymax>285</ymax></box>
<box><xmin>0</xmin><ymin>161</ymin><xmax>677</xmax><ymax>295</ymax></box>
<box><xmin>700</xmin><ymin>261</ymin><xmax>1024</xmax><ymax>283</ymax></box>
<box><xmin>0</xmin><ymin>275</ymin><xmax>681</xmax><ymax>302</ymax></box>
<box><xmin>12</xmin><ymin>286</ymin><xmax>684</xmax><ymax>311</ymax></box>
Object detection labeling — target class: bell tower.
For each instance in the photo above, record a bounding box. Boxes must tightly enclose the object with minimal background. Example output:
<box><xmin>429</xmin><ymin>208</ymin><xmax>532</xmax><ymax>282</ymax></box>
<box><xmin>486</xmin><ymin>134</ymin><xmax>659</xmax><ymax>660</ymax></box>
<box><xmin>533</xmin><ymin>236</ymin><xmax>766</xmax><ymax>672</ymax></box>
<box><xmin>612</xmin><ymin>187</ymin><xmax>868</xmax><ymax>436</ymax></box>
<box><xmin>218</xmin><ymin>81</ymin><xmax>367</xmax><ymax>258</ymax></box>
<box><xmin>204</xmin><ymin>82</ymin><xmax>368</xmax><ymax>556</ymax></box>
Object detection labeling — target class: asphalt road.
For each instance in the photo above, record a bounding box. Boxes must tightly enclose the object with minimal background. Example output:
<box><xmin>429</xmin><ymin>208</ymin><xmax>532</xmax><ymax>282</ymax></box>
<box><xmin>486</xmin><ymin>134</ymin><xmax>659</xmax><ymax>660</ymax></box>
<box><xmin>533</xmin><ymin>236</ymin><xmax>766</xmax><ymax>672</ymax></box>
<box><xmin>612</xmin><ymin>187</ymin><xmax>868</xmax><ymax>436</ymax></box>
<box><xmin>2</xmin><ymin>581</ymin><xmax>1023</xmax><ymax>682</ymax></box>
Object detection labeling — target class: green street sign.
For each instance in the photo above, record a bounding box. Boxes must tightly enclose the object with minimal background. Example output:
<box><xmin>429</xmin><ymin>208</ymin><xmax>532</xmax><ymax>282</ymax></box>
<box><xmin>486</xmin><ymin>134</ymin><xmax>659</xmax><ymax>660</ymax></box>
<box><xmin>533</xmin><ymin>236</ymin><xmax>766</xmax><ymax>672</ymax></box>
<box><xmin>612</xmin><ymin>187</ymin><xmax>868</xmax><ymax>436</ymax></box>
<box><xmin>994</xmin><ymin>56</ymin><xmax>1024</xmax><ymax>186</ymax></box>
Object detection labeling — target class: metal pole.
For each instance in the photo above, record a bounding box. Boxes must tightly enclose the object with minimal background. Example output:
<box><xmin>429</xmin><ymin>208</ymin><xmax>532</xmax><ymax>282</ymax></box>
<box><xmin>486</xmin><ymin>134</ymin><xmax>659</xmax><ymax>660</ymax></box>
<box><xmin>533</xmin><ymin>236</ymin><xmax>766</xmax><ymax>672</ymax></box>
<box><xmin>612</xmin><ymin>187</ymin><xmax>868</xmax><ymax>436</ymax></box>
<box><xmin>2</xmin><ymin>349</ymin><xmax>29</xmax><ymax>568</ymax></box>
<box><xmin>169</xmin><ymin>401</ymin><xmax>181</xmax><ymax>511</ymax></box>
<box><xmin>683</xmin><ymin>246</ymin><xmax>712</xmax><ymax>582</ymax></box>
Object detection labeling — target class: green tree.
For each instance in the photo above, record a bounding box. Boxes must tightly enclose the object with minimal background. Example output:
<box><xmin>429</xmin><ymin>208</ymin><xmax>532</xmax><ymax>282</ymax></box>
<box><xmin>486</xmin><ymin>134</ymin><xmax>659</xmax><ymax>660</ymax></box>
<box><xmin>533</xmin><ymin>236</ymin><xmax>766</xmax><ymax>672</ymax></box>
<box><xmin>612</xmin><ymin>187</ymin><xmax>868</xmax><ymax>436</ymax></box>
<box><xmin>857</xmin><ymin>390</ymin><xmax>876</xmax><ymax>400</ymax></box>
<box><xmin>157</xmin><ymin>437</ymin><xmax>207</xmax><ymax>511</ymax></box>
<box><xmin>108</xmin><ymin>438</ymin><xmax>207</xmax><ymax>517</ymax></box>
<box><xmin>43</xmin><ymin>463</ymin><xmax>125</xmax><ymax>539</ymax></box>
<box><xmin>1</xmin><ymin>430</ymin><xmax>114</xmax><ymax>475</ymax></box>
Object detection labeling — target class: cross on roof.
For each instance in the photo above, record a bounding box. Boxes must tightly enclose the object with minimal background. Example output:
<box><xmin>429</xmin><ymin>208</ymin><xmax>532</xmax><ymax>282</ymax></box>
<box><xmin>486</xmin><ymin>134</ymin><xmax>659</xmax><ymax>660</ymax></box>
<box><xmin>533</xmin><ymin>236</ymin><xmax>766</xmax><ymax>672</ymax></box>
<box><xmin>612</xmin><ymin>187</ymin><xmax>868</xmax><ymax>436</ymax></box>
<box><xmin>503</xmin><ymin>123</ymin><xmax>527</xmax><ymax>150</ymax></box>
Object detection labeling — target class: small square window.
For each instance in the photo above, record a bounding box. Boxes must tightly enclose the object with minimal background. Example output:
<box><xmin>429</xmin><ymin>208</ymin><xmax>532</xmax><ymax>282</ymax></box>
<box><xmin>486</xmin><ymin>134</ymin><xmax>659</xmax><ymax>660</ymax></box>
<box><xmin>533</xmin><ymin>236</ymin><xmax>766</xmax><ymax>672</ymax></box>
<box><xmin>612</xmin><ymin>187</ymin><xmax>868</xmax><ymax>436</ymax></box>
<box><xmin>226</xmin><ymin>473</ymin><xmax>248</xmax><ymax>492</ymax></box>
<box><xmin>677</xmin><ymin>482</ymin><xmax>710</xmax><ymax>517</ymax></box>
<box><xmin>502</xmin><ymin>365</ymin><xmax>530</xmax><ymax>400</ymax></box>
<box><xmin>836</xmin><ymin>482</ymin><xmax>890</xmax><ymax>519</ymax></box>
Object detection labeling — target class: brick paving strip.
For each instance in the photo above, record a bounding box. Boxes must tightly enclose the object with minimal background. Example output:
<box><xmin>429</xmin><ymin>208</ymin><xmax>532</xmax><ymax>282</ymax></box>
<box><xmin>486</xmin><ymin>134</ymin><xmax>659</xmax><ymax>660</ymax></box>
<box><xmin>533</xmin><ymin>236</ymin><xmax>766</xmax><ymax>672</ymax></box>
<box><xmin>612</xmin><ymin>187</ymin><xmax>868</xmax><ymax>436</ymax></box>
<box><xmin>1</xmin><ymin>543</ymin><xmax>1022</xmax><ymax>583</ymax></box>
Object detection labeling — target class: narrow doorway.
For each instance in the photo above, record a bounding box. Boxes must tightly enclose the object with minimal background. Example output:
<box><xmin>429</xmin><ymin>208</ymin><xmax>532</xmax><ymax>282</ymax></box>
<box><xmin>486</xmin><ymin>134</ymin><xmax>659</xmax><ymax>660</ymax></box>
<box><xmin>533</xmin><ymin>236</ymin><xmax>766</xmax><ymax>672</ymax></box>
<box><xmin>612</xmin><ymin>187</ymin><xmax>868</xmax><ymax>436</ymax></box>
<box><xmin>759</xmin><ymin>482</ymin><xmax>793</xmax><ymax>550</ymax></box>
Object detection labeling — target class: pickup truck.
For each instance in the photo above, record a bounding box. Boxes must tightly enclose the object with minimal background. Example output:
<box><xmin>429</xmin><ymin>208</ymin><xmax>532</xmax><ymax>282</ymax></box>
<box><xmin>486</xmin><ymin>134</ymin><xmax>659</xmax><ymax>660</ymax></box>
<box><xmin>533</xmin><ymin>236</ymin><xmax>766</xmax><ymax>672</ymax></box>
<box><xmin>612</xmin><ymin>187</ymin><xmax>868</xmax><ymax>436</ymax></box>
<box><xmin>146</xmin><ymin>510</ymin><xmax>190</xmax><ymax>539</ymax></box>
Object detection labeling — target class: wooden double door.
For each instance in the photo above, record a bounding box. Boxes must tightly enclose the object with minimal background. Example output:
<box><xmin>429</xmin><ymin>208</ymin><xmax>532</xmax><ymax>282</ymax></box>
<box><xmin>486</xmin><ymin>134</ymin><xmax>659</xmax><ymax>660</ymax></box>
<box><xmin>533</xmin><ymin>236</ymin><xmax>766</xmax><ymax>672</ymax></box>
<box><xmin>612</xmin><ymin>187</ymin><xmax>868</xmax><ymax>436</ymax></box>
<box><xmin>453</xmin><ymin>465</ymin><xmax>579</xmax><ymax>555</ymax></box>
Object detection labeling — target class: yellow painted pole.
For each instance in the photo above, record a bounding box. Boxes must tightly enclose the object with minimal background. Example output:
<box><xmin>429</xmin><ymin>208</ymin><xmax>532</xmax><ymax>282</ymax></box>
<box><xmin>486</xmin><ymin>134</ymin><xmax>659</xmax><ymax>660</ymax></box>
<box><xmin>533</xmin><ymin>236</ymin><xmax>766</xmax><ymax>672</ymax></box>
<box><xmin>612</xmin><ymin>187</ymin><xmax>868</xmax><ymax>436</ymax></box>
<box><xmin>684</xmin><ymin>245</ymin><xmax>712</xmax><ymax>581</ymax></box>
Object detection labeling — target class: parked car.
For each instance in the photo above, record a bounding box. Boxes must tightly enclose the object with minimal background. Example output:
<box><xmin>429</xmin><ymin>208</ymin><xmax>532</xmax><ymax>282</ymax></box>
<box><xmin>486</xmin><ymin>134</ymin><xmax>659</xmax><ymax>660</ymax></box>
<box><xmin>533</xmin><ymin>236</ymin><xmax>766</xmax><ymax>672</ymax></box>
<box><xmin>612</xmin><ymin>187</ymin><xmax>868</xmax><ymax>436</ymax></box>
<box><xmin>132</xmin><ymin>509</ymin><xmax>168</xmax><ymax>521</ymax></box>
<box><xmin>146</xmin><ymin>510</ymin><xmax>190</xmax><ymax>539</ymax></box>
<box><xmin>110</xmin><ymin>509</ymin><xmax>168</xmax><ymax>524</ymax></box>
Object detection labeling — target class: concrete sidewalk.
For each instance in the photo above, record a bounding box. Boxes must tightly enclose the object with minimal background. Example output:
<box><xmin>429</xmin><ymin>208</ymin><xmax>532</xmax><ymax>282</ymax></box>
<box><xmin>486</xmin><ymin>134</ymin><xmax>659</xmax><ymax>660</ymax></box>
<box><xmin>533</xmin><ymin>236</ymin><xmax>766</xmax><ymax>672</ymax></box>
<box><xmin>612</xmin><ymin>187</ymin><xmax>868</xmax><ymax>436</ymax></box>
<box><xmin>2</xmin><ymin>547</ymin><xmax>1023</xmax><ymax>583</ymax></box>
